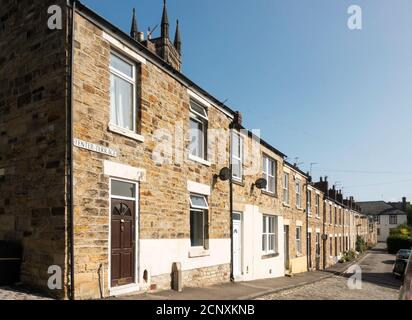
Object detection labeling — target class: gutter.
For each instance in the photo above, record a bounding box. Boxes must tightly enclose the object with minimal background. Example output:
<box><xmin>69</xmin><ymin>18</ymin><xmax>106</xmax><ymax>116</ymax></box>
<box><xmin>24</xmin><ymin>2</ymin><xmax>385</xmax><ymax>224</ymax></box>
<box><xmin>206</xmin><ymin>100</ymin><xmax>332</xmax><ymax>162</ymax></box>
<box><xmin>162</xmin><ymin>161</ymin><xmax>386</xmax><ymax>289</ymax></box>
<box><xmin>67</xmin><ymin>0</ymin><xmax>76</xmax><ymax>300</ymax></box>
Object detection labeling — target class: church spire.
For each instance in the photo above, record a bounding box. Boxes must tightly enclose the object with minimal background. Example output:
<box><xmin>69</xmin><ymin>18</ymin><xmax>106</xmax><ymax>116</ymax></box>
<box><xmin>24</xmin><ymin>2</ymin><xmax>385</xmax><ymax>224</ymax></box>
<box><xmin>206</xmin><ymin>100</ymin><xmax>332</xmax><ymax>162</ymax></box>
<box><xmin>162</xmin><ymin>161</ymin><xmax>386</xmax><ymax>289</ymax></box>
<box><xmin>174</xmin><ymin>19</ymin><xmax>181</xmax><ymax>54</ymax></box>
<box><xmin>161</xmin><ymin>0</ymin><xmax>169</xmax><ymax>39</ymax></box>
<box><xmin>130</xmin><ymin>8</ymin><xmax>139</xmax><ymax>41</ymax></box>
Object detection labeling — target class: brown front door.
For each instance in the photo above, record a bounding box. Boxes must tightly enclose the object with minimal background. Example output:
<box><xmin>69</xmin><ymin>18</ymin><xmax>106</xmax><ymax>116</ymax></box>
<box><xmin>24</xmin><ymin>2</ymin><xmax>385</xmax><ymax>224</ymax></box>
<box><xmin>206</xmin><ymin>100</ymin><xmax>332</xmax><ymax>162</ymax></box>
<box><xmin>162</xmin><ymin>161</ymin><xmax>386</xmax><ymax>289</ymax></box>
<box><xmin>111</xmin><ymin>199</ymin><xmax>135</xmax><ymax>287</ymax></box>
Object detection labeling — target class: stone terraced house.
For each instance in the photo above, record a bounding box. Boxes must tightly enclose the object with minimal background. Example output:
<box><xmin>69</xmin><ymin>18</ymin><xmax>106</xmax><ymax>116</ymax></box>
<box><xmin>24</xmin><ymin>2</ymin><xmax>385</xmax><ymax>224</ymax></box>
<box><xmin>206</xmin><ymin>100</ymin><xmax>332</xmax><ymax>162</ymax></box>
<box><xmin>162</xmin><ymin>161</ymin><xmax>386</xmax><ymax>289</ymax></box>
<box><xmin>0</xmin><ymin>0</ymin><xmax>377</xmax><ymax>300</ymax></box>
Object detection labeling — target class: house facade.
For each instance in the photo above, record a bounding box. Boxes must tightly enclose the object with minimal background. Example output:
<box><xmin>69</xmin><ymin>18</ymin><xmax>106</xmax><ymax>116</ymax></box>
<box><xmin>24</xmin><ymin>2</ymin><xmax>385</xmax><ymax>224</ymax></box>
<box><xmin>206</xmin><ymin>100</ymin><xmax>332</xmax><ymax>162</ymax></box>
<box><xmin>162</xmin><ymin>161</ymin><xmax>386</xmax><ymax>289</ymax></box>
<box><xmin>358</xmin><ymin>199</ymin><xmax>408</xmax><ymax>242</ymax></box>
<box><xmin>0</xmin><ymin>0</ymin><xmax>377</xmax><ymax>300</ymax></box>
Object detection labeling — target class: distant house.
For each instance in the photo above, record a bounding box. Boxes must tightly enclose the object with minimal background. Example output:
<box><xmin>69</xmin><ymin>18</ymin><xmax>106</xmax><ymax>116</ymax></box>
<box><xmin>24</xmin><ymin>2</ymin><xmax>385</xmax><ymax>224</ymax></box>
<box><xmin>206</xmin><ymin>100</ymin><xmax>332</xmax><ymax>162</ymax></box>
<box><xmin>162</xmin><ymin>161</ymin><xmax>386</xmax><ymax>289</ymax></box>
<box><xmin>358</xmin><ymin>198</ymin><xmax>408</xmax><ymax>242</ymax></box>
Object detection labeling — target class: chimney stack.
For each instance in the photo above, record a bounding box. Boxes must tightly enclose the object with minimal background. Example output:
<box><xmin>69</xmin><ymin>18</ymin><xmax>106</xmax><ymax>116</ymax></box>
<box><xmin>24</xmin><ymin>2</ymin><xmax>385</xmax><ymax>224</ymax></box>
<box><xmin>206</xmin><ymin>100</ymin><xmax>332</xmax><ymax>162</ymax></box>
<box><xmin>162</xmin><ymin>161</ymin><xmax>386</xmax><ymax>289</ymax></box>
<box><xmin>402</xmin><ymin>197</ymin><xmax>407</xmax><ymax>211</ymax></box>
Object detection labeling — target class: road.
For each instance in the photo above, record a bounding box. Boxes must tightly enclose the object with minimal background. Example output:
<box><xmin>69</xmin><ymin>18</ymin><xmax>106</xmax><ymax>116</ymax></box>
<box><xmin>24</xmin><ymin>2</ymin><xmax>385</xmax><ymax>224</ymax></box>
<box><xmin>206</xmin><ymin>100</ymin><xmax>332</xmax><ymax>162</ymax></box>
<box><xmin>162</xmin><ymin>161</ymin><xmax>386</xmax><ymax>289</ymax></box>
<box><xmin>258</xmin><ymin>243</ymin><xmax>402</xmax><ymax>300</ymax></box>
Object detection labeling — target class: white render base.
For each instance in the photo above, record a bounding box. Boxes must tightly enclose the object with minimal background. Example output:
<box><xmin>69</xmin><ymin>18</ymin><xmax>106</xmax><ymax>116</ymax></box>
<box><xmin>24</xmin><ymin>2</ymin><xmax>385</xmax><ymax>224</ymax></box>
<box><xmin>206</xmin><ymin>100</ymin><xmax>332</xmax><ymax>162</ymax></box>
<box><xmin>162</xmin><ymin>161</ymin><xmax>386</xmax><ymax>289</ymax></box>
<box><xmin>139</xmin><ymin>238</ymin><xmax>230</xmax><ymax>283</ymax></box>
<box><xmin>240</xmin><ymin>204</ymin><xmax>285</xmax><ymax>281</ymax></box>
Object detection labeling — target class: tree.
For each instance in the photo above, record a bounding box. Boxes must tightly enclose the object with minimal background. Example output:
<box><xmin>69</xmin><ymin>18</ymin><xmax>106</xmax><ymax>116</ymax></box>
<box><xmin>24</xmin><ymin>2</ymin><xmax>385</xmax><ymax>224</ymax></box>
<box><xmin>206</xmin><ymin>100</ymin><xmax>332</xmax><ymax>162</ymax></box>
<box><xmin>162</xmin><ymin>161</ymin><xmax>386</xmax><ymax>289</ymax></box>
<box><xmin>407</xmin><ymin>204</ymin><xmax>412</xmax><ymax>226</ymax></box>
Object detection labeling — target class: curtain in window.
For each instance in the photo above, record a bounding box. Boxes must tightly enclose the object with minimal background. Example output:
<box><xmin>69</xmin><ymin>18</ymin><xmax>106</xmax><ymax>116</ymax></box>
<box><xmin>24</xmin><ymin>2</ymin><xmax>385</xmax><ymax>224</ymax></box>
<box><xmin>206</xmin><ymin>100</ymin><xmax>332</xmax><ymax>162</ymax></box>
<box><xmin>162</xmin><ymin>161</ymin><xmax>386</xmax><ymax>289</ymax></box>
<box><xmin>110</xmin><ymin>73</ymin><xmax>133</xmax><ymax>130</ymax></box>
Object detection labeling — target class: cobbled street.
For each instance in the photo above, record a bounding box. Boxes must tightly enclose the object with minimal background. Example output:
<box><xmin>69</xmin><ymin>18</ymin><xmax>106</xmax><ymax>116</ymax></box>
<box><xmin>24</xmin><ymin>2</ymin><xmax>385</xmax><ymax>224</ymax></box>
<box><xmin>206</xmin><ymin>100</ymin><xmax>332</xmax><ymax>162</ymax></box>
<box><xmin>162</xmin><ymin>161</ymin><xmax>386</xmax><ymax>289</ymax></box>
<box><xmin>258</xmin><ymin>243</ymin><xmax>402</xmax><ymax>300</ymax></box>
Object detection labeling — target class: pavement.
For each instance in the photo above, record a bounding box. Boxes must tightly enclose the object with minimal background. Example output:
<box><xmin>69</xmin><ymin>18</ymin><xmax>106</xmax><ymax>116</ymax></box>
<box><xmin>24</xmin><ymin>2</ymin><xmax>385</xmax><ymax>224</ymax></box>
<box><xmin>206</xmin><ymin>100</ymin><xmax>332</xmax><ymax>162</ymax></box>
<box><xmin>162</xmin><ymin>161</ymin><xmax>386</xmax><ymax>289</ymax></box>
<box><xmin>259</xmin><ymin>243</ymin><xmax>402</xmax><ymax>300</ymax></box>
<box><xmin>111</xmin><ymin>253</ymin><xmax>368</xmax><ymax>300</ymax></box>
<box><xmin>0</xmin><ymin>243</ymin><xmax>401</xmax><ymax>300</ymax></box>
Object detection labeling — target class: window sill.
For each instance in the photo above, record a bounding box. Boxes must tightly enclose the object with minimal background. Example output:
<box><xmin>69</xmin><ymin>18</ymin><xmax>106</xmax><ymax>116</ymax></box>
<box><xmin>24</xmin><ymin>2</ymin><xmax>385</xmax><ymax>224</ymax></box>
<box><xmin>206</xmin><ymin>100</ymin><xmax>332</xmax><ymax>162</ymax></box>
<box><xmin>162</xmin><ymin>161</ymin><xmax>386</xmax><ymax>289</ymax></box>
<box><xmin>189</xmin><ymin>247</ymin><xmax>210</xmax><ymax>258</ymax></box>
<box><xmin>108</xmin><ymin>124</ymin><xmax>145</xmax><ymax>143</ymax></box>
<box><xmin>282</xmin><ymin>202</ymin><xmax>290</xmax><ymax>208</ymax></box>
<box><xmin>188</xmin><ymin>154</ymin><xmax>211</xmax><ymax>167</ymax></box>
<box><xmin>232</xmin><ymin>179</ymin><xmax>245</xmax><ymax>187</ymax></box>
<box><xmin>261</xmin><ymin>190</ymin><xmax>277</xmax><ymax>198</ymax></box>
<box><xmin>261</xmin><ymin>253</ymin><xmax>279</xmax><ymax>259</ymax></box>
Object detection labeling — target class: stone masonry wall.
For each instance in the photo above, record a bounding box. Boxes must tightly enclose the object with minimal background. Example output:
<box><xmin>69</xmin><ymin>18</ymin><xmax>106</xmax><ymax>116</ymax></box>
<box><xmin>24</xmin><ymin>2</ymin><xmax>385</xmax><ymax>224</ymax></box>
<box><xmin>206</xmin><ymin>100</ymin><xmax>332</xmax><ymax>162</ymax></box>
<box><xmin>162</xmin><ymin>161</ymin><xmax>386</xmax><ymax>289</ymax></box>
<box><xmin>71</xmin><ymin>13</ymin><xmax>232</xmax><ymax>299</ymax></box>
<box><xmin>0</xmin><ymin>0</ymin><xmax>68</xmax><ymax>298</ymax></box>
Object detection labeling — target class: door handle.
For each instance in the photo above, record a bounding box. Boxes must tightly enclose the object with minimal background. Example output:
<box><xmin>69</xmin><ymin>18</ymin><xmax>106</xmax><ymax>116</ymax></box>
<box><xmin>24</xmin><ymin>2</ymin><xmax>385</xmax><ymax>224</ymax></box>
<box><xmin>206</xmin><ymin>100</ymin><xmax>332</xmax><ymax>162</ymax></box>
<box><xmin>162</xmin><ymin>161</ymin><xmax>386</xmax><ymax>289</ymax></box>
<box><xmin>120</xmin><ymin>219</ymin><xmax>125</xmax><ymax>223</ymax></box>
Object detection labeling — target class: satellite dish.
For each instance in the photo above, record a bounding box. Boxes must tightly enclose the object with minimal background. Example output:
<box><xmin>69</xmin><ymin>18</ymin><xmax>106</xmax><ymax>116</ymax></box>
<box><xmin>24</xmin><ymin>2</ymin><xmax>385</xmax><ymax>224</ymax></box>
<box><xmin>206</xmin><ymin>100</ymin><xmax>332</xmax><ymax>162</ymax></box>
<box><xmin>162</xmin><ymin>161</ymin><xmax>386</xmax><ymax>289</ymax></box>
<box><xmin>255</xmin><ymin>178</ymin><xmax>267</xmax><ymax>190</ymax></box>
<box><xmin>219</xmin><ymin>167</ymin><xmax>231</xmax><ymax>181</ymax></box>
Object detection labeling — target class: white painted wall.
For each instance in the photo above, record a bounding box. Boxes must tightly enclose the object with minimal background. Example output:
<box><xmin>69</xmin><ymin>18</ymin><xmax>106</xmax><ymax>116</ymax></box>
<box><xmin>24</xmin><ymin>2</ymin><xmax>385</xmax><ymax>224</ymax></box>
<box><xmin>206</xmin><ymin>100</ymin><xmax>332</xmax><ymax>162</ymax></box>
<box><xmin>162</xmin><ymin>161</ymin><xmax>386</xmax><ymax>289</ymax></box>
<box><xmin>241</xmin><ymin>205</ymin><xmax>285</xmax><ymax>281</ymax></box>
<box><xmin>377</xmin><ymin>214</ymin><xmax>408</xmax><ymax>242</ymax></box>
<box><xmin>139</xmin><ymin>238</ymin><xmax>230</xmax><ymax>282</ymax></box>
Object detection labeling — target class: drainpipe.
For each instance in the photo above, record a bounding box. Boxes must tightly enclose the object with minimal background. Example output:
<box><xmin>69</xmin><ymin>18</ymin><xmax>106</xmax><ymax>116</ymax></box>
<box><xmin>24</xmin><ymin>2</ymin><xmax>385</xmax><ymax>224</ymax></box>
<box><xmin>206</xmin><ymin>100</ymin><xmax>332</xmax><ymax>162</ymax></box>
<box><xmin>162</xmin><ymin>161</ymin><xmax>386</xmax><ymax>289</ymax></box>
<box><xmin>229</xmin><ymin>125</ymin><xmax>234</xmax><ymax>282</ymax></box>
<box><xmin>305</xmin><ymin>185</ymin><xmax>309</xmax><ymax>270</ymax></box>
<box><xmin>67</xmin><ymin>0</ymin><xmax>77</xmax><ymax>300</ymax></box>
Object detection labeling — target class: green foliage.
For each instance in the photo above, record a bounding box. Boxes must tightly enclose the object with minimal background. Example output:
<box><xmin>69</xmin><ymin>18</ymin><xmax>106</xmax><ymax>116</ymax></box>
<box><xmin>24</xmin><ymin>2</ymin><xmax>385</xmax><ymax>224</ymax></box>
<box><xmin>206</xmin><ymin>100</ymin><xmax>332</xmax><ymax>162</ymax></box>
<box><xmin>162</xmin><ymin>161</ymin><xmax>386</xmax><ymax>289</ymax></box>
<box><xmin>406</xmin><ymin>204</ymin><xmax>412</xmax><ymax>226</ymax></box>
<box><xmin>390</xmin><ymin>224</ymin><xmax>411</xmax><ymax>237</ymax></box>
<box><xmin>339</xmin><ymin>250</ymin><xmax>357</xmax><ymax>263</ymax></box>
<box><xmin>386</xmin><ymin>235</ymin><xmax>412</xmax><ymax>254</ymax></box>
<box><xmin>355</xmin><ymin>236</ymin><xmax>367</xmax><ymax>253</ymax></box>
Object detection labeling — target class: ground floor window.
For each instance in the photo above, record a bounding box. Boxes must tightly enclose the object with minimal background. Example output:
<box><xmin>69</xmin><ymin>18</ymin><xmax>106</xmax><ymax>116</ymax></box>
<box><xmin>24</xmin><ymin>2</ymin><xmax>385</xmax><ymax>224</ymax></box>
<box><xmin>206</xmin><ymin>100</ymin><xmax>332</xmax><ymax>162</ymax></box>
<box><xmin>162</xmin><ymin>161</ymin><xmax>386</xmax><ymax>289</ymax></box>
<box><xmin>262</xmin><ymin>215</ymin><xmax>278</xmax><ymax>254</ymax></box>
<box><xmin>296</xmin><ymin>226</ymin><xmax>302</xmax><ymax>255</ymax></box>
<box><xmin>189</xmin><ymin>194</ymin><xmax>209</xmax><ymax>248</ymax></box>
<box><xmin>330</xmin><ymin>237</ymin><xmax>333</xmax><ymax>256</ymax></box>
<box><xmin>377</xmin><ymin>228</ymin><xmax>380</xmax><ymax>236</ymax></box>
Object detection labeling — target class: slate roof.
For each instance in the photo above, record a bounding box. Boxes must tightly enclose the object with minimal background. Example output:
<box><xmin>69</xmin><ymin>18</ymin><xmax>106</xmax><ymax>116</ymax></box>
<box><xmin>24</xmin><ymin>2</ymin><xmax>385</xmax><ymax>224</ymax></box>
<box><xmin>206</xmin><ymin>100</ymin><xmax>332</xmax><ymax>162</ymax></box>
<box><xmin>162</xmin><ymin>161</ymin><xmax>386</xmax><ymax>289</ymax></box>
<box><xmin>357</xmin><ymin>201</ymin><xmax>407</xmax><ymax>216</ymax></box>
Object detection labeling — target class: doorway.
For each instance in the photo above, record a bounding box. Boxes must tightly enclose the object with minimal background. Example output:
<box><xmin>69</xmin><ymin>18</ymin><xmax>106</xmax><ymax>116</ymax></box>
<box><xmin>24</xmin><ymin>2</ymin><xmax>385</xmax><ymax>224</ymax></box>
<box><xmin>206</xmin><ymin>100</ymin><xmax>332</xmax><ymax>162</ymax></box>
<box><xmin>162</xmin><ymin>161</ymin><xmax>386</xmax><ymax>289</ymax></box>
<box><xmin>110</xmin><ymin>179</ymin><xmax>138</xmax><ymax>289</ymax></box>
<box><xmin>232</xmin><ymin>213</ymin><xmax>242</xmax><ymax>279</ymax></box>
<box><xmin>284</xmin><ymin>225</ymin><xmax>290</xmax><ymax>270</ymax></box>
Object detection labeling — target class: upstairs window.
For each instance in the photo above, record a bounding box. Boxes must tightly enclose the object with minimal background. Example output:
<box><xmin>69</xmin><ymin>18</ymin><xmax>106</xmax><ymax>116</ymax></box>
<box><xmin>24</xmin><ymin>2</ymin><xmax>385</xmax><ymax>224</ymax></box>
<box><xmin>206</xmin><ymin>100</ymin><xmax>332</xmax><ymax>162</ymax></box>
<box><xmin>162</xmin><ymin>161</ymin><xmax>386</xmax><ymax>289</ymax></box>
<box><xmin>389</xmin><ymin>215</ymin><xmax>397</xmax><ymax>225</ymax></box>
<box><xmin>110</xmin><ymin>53</ymin><xmax>136</xmax><ymax>131</ymax></box>
<box><xmin>262</xmin><ymin>155</ymin><xmax>276</xmax><ymax>194</ymax></box>
<box><xmin>282</xmin><ymin>172</ymin><xmax>289</xmax><ymax>204</ymax></box>
<box><xmin>295</xmin><ymin>179</ymin><xmax>302</xmax><ymax>208</ymax></box>
<box><xmin>189</xmin><ymin>100</ymin><xmax>208</xmax><ymax>160</ymax></box>
<box><xmin>315</xmin><ymin>194</ymin><xmax>320</xmax><ymax>217</ymax></box>
<box><xmin>306</xmin><ymin>190</ymin><xmax>312</xmax><ymax>215</ymax></box>
<box><xmin>231</xmin><ymin>132</ymin><xmax>243</xmax><ymax>181</ymax></box>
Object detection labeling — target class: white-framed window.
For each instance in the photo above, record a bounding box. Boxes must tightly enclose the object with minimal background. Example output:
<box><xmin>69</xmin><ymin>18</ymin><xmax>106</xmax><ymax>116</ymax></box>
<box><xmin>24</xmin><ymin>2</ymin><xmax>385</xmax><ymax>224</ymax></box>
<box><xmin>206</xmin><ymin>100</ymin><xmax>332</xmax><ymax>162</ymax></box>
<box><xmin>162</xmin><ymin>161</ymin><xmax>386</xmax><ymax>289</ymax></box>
<box><xmin>296</xmin><ymin>226</ymin><xmax>302</xmax><ymax>255</ymax></box>
<box><xmin>306</xmin><ymin>190</ymin><xmax>312</xmax><ymax>215</ymax></box>
<box><xmin>110</xmin><ymin>52</ymin><xmax>137</xmax><ymax>132</ymax></box>
<box><xmin>374</xmin><ymin>215</ymin><xmax>380</xmax><ymax>224</ymax></box>
<box><xmin>262</xmin><ymin>215</ymin><xmax>278</xmax><ymax>254</ymax></box>
<box><xmin>189</xmin><ymin>194</ymin><xmax>209</xmax><ymax>248</ymax></box>
<box><xmin>283</xmin><ymin>172</ymin><xmax>289</xmax><ymax>204</ymax></box>
<box><xmin>262</xmin><ymin>155</ymin><xmax>276</xmax><ymax>194</ymax></box>
<box><xmin>389</xmin><ymin>215</ymin><xmax>397</xmax><ymax>225</ymax></box>
<box><xmin>189</xmin><ymin>100</ymin><xmax>208</xmax><ymax>160</ymax></box>
<box><xmin>329</xmin><ymin>205</ymin><xmax>332</xmax><ymax>224</ymax></box>
<box><xmin>231</xmin><ymin>131</ymin><xmax>243</xmax><ymax>181</ymax></box>
<box><xmin>315</xmin><ymin>194</ymin><xmax>320</xmax><ymax>217</ymax></box>
<box><xmin>295</xmin><ymin>179</ymin><xmax>302</xmax><ymax>208</ymax></box>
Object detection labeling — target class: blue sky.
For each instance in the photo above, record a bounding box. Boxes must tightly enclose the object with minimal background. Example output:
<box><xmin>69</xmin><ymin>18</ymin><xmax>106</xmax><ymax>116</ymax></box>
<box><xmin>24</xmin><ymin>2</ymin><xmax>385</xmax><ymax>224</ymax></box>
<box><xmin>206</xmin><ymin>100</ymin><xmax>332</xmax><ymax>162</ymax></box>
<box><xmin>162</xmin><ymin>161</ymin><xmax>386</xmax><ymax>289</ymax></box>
<box><xmin>82</xmin><ymin>0</ymin><xmax>412</xmax><ymax>202</ymax></box>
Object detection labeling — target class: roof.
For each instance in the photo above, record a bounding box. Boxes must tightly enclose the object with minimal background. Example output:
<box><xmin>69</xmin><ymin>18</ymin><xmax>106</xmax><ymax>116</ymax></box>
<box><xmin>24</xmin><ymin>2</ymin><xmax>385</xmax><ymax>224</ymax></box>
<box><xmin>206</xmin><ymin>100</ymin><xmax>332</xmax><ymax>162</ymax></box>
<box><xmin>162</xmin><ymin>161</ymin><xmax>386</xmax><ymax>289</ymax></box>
<box><xmin>284</xmin><ymin>161</ymin><xmax>309</xmax><ymax>178</ymax></box>
<box><xmin>357</xmin><ymin>201</ymin><xmax>407</xmax><ymax>216</ymax></box>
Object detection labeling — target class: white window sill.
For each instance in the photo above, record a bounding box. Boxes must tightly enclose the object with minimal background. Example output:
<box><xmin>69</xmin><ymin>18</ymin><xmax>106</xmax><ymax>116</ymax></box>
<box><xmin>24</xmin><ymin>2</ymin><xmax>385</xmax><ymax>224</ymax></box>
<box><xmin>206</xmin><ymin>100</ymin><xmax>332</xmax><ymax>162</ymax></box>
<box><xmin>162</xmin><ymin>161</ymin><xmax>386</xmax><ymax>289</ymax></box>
<box><xmin>189</xmin><ymin>247</ymin><xmax>210</xmax><ymax>258</ymax></box>
<box><xmin>282</xmin><ymin>202</ymin><xmax>290</xmax><ymax>207</ymax></box>
<box><xmin>108</xmin><ymin>123</ymin><xmax>145</xmax><ymax>143</ymax></box>
<box><xmin>188</xmin><ymin>154</ymin><xmax>211</xmax><ymax>167</ymax></box>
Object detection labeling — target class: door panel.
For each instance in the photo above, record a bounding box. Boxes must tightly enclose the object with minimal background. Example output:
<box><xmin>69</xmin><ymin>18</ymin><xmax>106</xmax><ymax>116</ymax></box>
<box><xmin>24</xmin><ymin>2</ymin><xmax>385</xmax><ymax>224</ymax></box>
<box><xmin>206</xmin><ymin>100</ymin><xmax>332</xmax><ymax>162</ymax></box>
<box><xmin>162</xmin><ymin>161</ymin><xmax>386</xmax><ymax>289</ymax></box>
<box><xmin>111</xmin><ymin>199</ymin><xmax>135</xmax><ymax>287</ymax></box>
<box><xmin>284</xmin><ymin>225</ymin><xmax>289</xmax><ymax>270</ymax></box>
<box><xmin>233</xmin><ymin>217</ymin><xmax>242</xmax><ymax>278</ymax></box>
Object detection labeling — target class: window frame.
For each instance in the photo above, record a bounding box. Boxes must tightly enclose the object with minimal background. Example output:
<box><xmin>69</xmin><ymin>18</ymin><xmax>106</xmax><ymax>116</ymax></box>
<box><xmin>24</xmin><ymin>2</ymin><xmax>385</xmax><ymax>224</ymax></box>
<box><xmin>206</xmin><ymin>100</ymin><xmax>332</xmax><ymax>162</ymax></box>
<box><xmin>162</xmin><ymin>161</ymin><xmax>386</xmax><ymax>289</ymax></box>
<box><xmin>262</xmin><ymin>215</ymin><xmax>278</xmax><ymax>254</ymax></box>
<box><xmin>189</xmin><ymin>193</ymin><xmax>209</xmax><ymax>249</ymax></box>
<box><xmin>296</xmin><ymin>226</ymin><xmax>302</xmax><ymax>255</ymax></box>
<box><xmin>109</xmin><ymin>52</ymin><xmax>137</xmax><ymax>132</ymax></box>
<box><xmin>189</xmin><ymin>100</ymin><xmax>209</xmax><ymax>161</ymax></box>
<box><xmin>306</xmin><ymin>189</ymin><xmax>312</xmax><ymax>215</ymax></box>
<box><xmin>282</xmin><ymin>172</ymin><xmax>289</xmax><ymax>204</ymax></box>
<box><xmin>262</xmin><ymin>155</ymin><xmax>276</xmax><ymax>194</ymax></box>
<box><xmin>231</xmin><ymin>131</ymin><xmax>244</xmax><ymax>182</ymax></box>
<box><xmin>295</xmin><ymin>179</ymin><xmax>302</xmax><ymax>209</ymax></box>
<box><xmin>315</xmin><ymin>194</ymin><xmax>320</xmax><ymax>217</ymax></box>
<box><xmin>389</xmin><ymin>215</ymin><xmax>397</xmax><ymax>225</ymax></box>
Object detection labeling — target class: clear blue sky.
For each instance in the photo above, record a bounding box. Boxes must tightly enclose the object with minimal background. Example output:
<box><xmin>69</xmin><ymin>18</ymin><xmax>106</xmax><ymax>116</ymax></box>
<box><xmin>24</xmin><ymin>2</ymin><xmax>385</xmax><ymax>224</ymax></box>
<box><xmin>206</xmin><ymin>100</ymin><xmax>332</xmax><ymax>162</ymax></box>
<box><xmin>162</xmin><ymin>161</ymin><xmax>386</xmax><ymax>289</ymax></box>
<box><xmin>82</xmin><ymin>0</ymin><xmax>412</xmax><ymax>202</ymax></box>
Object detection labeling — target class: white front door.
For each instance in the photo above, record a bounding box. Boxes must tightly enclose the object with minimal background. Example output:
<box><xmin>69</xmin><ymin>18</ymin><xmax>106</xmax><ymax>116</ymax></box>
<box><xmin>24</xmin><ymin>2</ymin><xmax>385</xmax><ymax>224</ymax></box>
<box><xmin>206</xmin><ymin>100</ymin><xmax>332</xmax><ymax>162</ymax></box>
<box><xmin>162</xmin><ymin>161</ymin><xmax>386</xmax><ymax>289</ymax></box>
<box><xmin>233</xmin><ymin>213</ymin><xmax>242</xmax><ymax>278</ymax></box>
